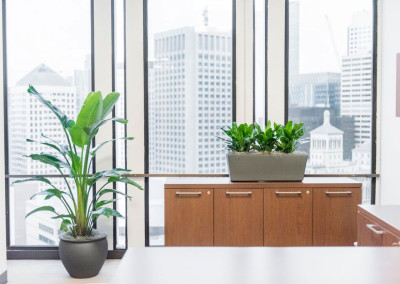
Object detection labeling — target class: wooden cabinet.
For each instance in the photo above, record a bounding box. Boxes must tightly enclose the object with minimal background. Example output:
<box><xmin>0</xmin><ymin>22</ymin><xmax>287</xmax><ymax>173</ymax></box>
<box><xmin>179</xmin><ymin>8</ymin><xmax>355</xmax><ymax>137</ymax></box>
<box><xmin>165</xmin><ymin>189</ymin><xmax>213</xmax><ymax>246</ymax></box>
<box><xmin>358</xmin><ymin>205</ymin><xmax>400</xmax><ymax>247</ymax></box>
<box><xmin>264</xmin><ymin>188</ymin><xmax>312</xmax><ymax>246</ymax></box>
<box><xmin>358</xmin><ymin>213</ymin><xmax>385</xmax><ymax>246</ymax></box>
<box><xmin>313</xmin><ymin>188</ymin><xmax>361</xmax><ymax>246</ymax></box>
<box><xmin>165</xmin><ymin>179</ymin><xmax>362</xmax><ymax>247</ymax></box>
<box><xmin>214</xmin><ymin>189</ymin><xmax>263</xmax><ymax>246</ymax></box>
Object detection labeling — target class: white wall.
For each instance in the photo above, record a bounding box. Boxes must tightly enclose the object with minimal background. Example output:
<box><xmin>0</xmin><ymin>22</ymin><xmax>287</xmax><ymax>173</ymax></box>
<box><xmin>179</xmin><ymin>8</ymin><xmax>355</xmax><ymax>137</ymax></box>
<box><xmin>379</xmin><ymin>0</ymin><xmax>400</xmax><ymax>204</ymax></box>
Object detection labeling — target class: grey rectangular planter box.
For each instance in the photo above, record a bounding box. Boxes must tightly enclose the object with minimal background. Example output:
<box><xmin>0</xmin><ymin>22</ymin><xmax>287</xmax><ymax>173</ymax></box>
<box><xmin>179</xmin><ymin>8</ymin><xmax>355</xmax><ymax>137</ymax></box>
<box><xmin>227</xmin><ymin>152</ymin><xmax>308</xmax><ymax>182</ymax></box>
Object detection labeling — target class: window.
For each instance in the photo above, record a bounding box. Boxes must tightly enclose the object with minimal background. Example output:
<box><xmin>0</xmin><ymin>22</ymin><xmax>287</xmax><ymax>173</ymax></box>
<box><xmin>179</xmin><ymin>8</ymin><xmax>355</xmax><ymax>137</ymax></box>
<box><xmin>287</xmin><ymin>0</ymin><xmax>375</xmax><ymax>203</ymax></box>
<box><xmin>146</xmin><ymin>0</ymin><xmax>233</xmax><ymax>245</ymax></box>
<box><xmin>6</xmin><ymin>0</ymin><xmax>91</xmax><ymax>246</ymax></box>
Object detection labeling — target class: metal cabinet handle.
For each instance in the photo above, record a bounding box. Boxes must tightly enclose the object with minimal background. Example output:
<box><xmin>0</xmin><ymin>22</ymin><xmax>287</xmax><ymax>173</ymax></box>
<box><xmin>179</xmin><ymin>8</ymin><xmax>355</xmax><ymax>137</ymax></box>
<box><xmin>175</xmin><ymin>192</ymin><xmax>202</xmax><ymax>196</ymax></box>
<box><xmin>275</xmin><ymin>191</ymin><xmax>302</xmax><ymax>196</ymax></box>
<box><xmin>366</xmin><ymin>224</ymin><xmax>385</xmax><ymax>235</ymax></box>
<box><xmin>226</xmin><ymin>191</ymin><xmax>252</xmax><ymax>195</ymax></box>
<box><xmin>325</xmin><ymin>191</ymin><xmax>352</xmax><ymax>196</ymax></box>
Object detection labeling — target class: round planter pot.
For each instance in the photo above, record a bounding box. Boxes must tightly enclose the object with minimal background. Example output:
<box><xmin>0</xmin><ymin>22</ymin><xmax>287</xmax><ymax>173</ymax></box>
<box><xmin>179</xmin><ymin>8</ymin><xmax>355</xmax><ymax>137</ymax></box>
<box><xmin>59</xmin><ymin>229</ymin><xmax>108</xmax><ymax>279</ymax></box>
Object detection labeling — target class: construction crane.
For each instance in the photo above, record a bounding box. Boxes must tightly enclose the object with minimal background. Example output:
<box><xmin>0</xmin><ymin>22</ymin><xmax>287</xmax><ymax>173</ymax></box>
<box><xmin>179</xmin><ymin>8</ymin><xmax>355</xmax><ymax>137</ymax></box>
<box><xmin>325</xmin><ymin>14</ymin><xmax>341</xmax><ymax>68</ymax></box>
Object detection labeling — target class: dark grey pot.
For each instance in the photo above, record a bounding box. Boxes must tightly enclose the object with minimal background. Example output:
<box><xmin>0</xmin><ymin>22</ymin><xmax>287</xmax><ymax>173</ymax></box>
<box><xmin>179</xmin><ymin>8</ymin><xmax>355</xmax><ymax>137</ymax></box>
<box><xmin>227</xmin><ymin>151</ymin><xmax>308</xmax><ymax>182</ymax></box>
<box><xmin>59</xmin><ymin>229</ymin><xmax>108</xmax><ymax>279</ymax></box>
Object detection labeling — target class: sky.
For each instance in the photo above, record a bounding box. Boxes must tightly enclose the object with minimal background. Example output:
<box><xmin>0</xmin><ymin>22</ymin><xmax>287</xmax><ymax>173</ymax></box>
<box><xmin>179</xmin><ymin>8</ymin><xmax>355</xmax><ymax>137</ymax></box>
<box><xmin>6</xmin><ymin>0</ymin><xmax>91</xmax><ymax>86</ymax></box>
<box><xmin>5</xmin><ymin>0</ymin><xmax>372</xmax><ymax>87</ymax></box>
<box><xmin>296</xmin><ymin>0</ymin><xmax>372</xmax><ymax>73</ymax></box>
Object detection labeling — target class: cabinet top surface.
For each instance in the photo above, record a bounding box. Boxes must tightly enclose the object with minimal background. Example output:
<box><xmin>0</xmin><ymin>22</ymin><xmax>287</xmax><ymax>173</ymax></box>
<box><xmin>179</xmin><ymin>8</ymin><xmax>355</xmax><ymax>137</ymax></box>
<box><xmin>112</xmin><ymin>247</ymin><xmax>400</xmax><ymax>284</ymax></box>
<box><xmin>164</xmin><ymin>177</ymin><xmax>361</xmax><ymax>188</ymax></box>
<box><xmin>358</xmin><ymin>205</ymin><xmax>400</xmax><ymax>234</ymax></box>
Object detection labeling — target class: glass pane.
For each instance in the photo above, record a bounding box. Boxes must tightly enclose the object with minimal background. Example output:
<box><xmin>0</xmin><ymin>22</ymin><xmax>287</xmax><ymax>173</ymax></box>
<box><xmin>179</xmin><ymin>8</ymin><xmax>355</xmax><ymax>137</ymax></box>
<box><xmin>9</xmin><ymin>177</ymin><xmax>75</xmax><ymax>246</ymax></box>
<box><xmin>288</xmin><ymin>0</ymin><xmax>373</xmax><ymax>187</ymax></box>
<box><xmin>6</xmin><ymin>0</ymin><xmax>91</xmax><ymax>175</ymax></box>
<box><xmin>147</xmin><ymin>0</ymin><xmax>233</xmax><ymax>174</ymax></box>
<box><xmin>114</xmin><ymin>0</ymin><xmax>127</xmax><ymax>249</ymax></box>
<box><xmin>254</xmin><ymin>0</ymin><xmax>266</xmax><ymax>127</ymax></box>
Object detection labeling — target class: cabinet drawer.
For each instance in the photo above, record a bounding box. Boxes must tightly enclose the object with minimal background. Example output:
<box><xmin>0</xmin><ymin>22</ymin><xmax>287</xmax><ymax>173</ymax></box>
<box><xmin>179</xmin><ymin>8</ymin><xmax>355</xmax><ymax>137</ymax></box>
<box><xmin>313</xmin><ymin>188</ymin><xmax>361</xmax><ymax>246</ymax></box>
<box><xmin>214</xmin><ymin>189</ymin><xmax>263</xmax><ymax>246</ymax></box>
<box><xmin>165</xmin><ymin>189</ymin><xmax>213</xmax><ymax>246</ymax></box>
<box><xmin>358</xmin><ymin>212</ymin><xmax>400</xmax><ymax>247</ymax></box>
<box><xmin>264</xmin><ymin>188</ymin><xmax>312</xmax><ymax>246</ymax></box>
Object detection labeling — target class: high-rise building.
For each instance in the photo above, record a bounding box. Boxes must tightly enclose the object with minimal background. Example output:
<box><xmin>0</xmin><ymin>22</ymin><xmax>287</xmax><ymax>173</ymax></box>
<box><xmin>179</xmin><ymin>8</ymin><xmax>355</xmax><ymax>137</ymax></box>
<box><xmin>341</xmin><ymin>11</ymin><xmax>372</xmax><ymax>146</ymax></box>
<box><xmin>148</xmin><ymin>26</ymin><xmax>232</xmax><ymax>174</ymax></box>
<box><xmin>8</xmin><ymin>64</ymin><xmax>77</xmax><ymax>246</ymax></box>
<box><xmin>73</xmin><ymin>54</ymin><xmax>91</xmax><ymax>114</ymax></box>
<box><xmin>289</xmin><ymin>72</ymin><xmax>341</xmax><ymax>115</ymax></box>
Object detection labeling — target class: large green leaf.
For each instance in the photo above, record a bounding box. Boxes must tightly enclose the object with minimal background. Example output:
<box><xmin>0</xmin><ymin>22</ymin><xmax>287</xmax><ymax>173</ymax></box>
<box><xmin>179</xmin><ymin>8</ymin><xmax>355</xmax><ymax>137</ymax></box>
<box><xmin>92</xmin><ymin>207</ymin><xmax>124</xmax><ymax>219</ymax></box>
<box><xmin>87</xmin><ymin>168</ymin><xmax>131</xmax><ymax>186</ymax></box>
<box><xmin>107</xmin><ymin>176</ymin><xmax>143</xmax><ymax>190</ymax></box>
<box><xmin>27</xmin><ymin>85</ymin><xmax>74</xmax><ymax>129</ymax></box>
<box><xmin>84</xmin><ymin>117</ymin><xmax>128</xmax><ymax>139</ymax></box>
<box><xmin>69</xmin><ymin>91</ymin><xmax>103</xmax><ymax>147</ymax></box>
<box><xmin>12</xmin><ymin>176</ymin><xmax>53</xmax><ymax>186</ymax></box>
<box><xmin>40</xmin><ymin>134</ymin><xmax>69</xmax><ymax>155</ymax></box>
<box><xmin>26</xmin><ymin>138</ymin><xmax>68</xmax><ymax>157</ymax></box>
<box><xmin>68</xmin><ymin>124</ymin><xmax>88</xmax><ymax>148</ymax></box>
<box><xmin>102</xmin><ymin>92</ymin><xmax>120</xmax><ymax>119</ymax></box>
<box><xmin>68</xmin><ymin>151</ymin><xmax>81</xmax><ymax>177</ymax></box>
<box><xmin>25</xmin><ymin>206</ymin><xmax>56</xmax><ymax>218</ymax></box>
<box><xmin>95</xmin><ymin>199</ymin><xmax>118</xmax><ymax>209</ymax></box>
<box><xmin>77</xmin><ymin>91</ymin><xmax>103</xmax><ymax>128</ymax></box>
<box><xmin>97</xmin><ymin>188</ymin><xmax>132</xmax><ymax>200</ymax></box>
<box><xmin>27</xmin><ymin>153</ymin><xmax>69</xmax><ymax>170</ymax></box>
<box><xmin>30</xmin><ymin>188</ymin><xmax>68</xmax><ymax>200</ymax></box>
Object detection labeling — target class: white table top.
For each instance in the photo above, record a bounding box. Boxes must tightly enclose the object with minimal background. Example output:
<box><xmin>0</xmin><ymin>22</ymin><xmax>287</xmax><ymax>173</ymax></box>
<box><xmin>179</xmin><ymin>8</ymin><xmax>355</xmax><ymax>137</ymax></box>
<box><xmin>111</xmin><ymin>247</ymin><xmax>400</xmax><ymax>284</ymax></box>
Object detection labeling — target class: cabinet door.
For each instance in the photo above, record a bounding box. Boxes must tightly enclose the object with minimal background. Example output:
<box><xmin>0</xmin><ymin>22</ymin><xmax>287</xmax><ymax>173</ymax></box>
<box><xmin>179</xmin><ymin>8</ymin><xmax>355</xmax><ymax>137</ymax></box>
<box><xmin>264</xmin><ymin>188</ymin><xmax>312</xmax><ymax>246</ymax></box>
<box><xmin>165</xmin><ymin>189</ymin><xmax>213</xmax><ymax>246</ymax></box>
<box><xmin>358</xmin><ymin>212</ymin><xmax>384</xmax><ymax>246</ymax></box>
<box><xmin>214</xmin><ymin>189</ymin><xmax>263</xmax><ymax>246</ymax></box>
<box><xmin>313</xmin><ymin>187</ymin><xmax>361</xmax><ymax>246</ymax></box>
<box><xmin>358</xmin><ymin>212</ymin><xmax>400</xmax><ymax>247</ymax></box>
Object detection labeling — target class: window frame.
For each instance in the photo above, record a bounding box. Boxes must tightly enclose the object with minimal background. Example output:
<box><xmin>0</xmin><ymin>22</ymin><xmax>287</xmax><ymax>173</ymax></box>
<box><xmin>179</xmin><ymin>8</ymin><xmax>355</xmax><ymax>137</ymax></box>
<box><xmin>2</xmin><ymin>0</ymin><xmax>127</xmax><ymax>259</ymax></box>
<box><xmin>283</xmin><ymin>0</ymin><xmax>379</xmax><ymax>203</ymax></box>
<box><xmin>143</xmin><ymin>0</ymin><xmax>238</xmax><ymax>246</ymax></box>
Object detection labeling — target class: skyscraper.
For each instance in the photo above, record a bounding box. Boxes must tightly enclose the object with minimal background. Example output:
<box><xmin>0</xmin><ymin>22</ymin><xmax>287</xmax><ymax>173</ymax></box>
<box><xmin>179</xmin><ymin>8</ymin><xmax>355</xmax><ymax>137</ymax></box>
<box><xmin>341</xmin><ymin>11</ymin><xmax>372</xmax><ymax>146</ymax></box>
<box><xmin>8</xmin><ymin>64</ymin><xmax>77</xmax><ymax>246</ymax></box>
<box><xmin>148</xmin><ymin>26</ymin><xmax>232</xmax><ymax>174</ymax></box>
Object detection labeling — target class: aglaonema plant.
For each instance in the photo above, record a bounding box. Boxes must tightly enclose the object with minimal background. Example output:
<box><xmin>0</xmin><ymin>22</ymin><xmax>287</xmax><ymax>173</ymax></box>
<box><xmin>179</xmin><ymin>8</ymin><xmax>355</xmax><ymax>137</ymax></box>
<box><xmin>14</xmin><ymin>85</ymin><xmax>142</xmax><ymax>237</ymax></box>
<box><xmin>219</xmin><ymin>122</ymin><xmax>255</xmax><ymax>152</ymax></box>
<box><xmin>252</xmin><ymin>121</ymin><xmax>276</xmax><ymax>152</ymax></box>
<box><xmin>274</xmin><ymin>121</ymin><xmax>305</xmax><ymax>153</ymax></box>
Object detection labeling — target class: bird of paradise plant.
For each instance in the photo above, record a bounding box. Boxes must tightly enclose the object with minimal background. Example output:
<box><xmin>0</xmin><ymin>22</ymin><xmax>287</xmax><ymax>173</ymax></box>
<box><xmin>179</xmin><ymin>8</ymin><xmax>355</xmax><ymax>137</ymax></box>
<box><xmin>14</xmin><ymin>85</ymin><xmax>142</xmax><ymax>238</ymax></box>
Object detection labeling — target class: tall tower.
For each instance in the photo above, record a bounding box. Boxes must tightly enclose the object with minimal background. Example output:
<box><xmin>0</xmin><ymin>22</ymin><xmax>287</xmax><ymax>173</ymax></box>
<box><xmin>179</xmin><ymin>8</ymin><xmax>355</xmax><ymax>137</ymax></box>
<box><xmin>8</xmin><ymin>64</ymin><xmax>77</xmax><ymax>246</ymax></box>
<box><xmin>148</xmin><ymin>26</ymin><xmax>232</xmax><ymax>174</ymax></box>
<box><xmin>341</xmin><ymin>10</ymin><xmax>372</xmax><ymax>146</ymax></box>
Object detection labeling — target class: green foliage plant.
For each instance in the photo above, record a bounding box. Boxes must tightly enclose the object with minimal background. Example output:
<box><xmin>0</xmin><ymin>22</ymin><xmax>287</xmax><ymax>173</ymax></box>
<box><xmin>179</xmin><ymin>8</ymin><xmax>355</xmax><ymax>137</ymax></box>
<box><xmin>252</xmin><ymin>121</ymin><xmax>276</xmax><ymax>152</ymax></box>
<box><xmin>274</xmin><ymin>121</ymin><xmax>305</xmax><ymax>153</ymax></box>
<box><xmin>219</xmin><ymin>122</ymin><xmax>255</xmax><ymax>152</ymax></box>
<box><xmin>14</xmin><ymin>85</ymin><xmax>142</xmax><ymax>238</ymax></box>
<box><xmin>220</xmin><ymin>121</ymin><xmax>305</xmax><ymax>154</ymax></box>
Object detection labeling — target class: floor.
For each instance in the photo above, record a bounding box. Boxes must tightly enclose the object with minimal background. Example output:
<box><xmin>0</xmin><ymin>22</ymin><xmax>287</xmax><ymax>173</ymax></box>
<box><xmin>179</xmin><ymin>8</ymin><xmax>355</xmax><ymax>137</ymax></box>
<box><xmin>7</xmin><ymin>259</ymin><xmax>120</xmax><ymax>284</ymax></box>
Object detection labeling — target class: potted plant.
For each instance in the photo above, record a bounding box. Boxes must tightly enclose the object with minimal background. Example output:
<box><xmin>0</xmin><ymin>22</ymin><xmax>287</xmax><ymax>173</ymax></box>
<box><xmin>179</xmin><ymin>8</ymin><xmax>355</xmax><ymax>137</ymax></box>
<box><xmin>14</xmin><ymin>85</ymin><xmax>142</xmax><ymax>278</ymax></box>
<box><xmin>220</xmin><ymin>121</ymin><xmax>307</xmax><ymax>181</ymax></box>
